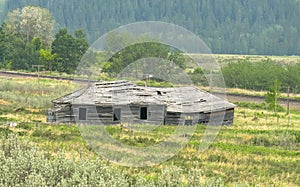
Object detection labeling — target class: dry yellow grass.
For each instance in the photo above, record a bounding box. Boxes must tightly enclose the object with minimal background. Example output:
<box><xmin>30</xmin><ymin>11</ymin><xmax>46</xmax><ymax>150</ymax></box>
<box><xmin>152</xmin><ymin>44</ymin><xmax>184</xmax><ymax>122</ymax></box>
<box><xmin>2</xmin><ymin>112</ymin><xmax>46</xmax><ymax>123</ymax></box>
<box><xmin>0</xmin><ymin>99</ymin><xmax>11</xmax><ymax>105</ymax></box>
<box><xmin>185</xmin><ymin>53</ymin><xmax>300</xmax><ymax>69</ymax></box>
<box><xmin>197</xmin><ymin>86</ymin><xmax>300</xmax><ymax>99</ymax></box>
<box><xmin>213</xmin><ymin>54</ymin><xmax>300</xmax><ymax>64</ymax></box>
<box><xmin>26</xmin><ymin>108</ymin><xmax>41</xmax><ymax>113</ymax></box>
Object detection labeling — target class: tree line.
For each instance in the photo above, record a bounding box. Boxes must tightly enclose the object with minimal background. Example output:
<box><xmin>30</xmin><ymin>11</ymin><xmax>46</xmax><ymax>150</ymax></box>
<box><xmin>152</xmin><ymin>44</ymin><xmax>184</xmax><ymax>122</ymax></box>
<box><xmin>187</xmin><ymin>58</ymin><xmax>300</xmax><ymax>93</ymax></box>
<box><xmin>221</xmin><ymin>59</ymin><xmax>300</xmax><ymax>93</ymax></box>
<box><xmin>4</xmin><ymin>0</ymin><xmax>300</xmax><ymax>56</ymax></box>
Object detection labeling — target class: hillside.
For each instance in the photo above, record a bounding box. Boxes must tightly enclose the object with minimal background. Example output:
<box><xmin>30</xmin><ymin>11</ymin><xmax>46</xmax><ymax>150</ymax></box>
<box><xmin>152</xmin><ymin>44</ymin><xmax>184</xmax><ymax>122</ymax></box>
<box><xmin>2</xmin><ymin>0</ymin><xmax>300</xmax><ymax>56</ymax></box>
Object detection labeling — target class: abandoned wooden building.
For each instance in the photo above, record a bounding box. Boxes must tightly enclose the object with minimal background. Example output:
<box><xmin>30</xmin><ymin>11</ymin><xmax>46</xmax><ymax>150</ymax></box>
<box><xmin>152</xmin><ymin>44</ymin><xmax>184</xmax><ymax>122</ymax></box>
<box><xmin>47</xmin><ymin>80</ymin><xmax>236</xmax><ymax>125</ymax></box>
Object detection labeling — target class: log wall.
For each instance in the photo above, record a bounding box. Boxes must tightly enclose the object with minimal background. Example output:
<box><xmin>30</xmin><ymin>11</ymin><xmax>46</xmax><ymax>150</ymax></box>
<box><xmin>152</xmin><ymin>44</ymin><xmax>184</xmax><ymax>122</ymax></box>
<box><xmin>71</xmin><ymin>104</ymin><xmax>165</xmax><ymax>125</ymax></box>
<box><xmin>48</xmin><ymin>104</ymin><xmax>234</xmax><ymax>126</ymax></box>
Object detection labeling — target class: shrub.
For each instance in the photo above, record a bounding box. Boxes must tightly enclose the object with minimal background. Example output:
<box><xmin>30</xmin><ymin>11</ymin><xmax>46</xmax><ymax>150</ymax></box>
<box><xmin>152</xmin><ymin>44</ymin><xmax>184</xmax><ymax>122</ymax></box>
<box><xmin>236</xmin><ymin>102</ymin><xmax>285</xmax><ymax>112</ymax></box>
<box><xmin>0</xmin><ymin>134</ymin><xmax>225</xmax><ymax>186</ymax></box>
<box><xmin>17</xmin><ymin>123</ymin><xmax>33</xmax><ymax>130</ymax></box>
<box><xmin>0</xmin><ymin>127</ymin><xmax>13</xmax><ymax>136</ymax></box>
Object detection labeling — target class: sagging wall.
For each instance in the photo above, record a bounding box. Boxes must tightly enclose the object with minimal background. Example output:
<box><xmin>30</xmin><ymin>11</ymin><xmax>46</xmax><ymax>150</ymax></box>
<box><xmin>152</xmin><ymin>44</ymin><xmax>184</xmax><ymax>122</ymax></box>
<box><xmin>199</xmin><ymin>108</ymin><xmax>235</xmax><ymax>125</ymax></box>
<box><xmin>47</xmin><ymin>104</ymin><xmax>75</xmax><ymax>123</ymax></box>
<box><xmin>165</xmin><ymin>112</ymin><xmax>206</xmax><ymax>125</ymax></box>
<box><xmin>72</xmin><ymin>105</ymin><xmax>114</xmax><ymax>124</ymax></box>
<box><xmin>165</xmin><ymin>108</ymin><xmax>235</xmax><ymax>125</ymax></box>
<box><xmin>48</xmin><ymin>104</ymin><xmax>234</xmax><ymax>125</ymax></box>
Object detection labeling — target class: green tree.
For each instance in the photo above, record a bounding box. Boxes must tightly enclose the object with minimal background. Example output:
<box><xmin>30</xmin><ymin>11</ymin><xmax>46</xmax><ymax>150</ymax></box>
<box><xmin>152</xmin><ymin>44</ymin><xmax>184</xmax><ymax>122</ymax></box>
<box><xmin>0</xmin><ymin>24</ymin><xmax>40</xmax><ymax>70</ymax></box>
<box><xmin>52</xmin><ymin>28</ymin><xmax>89</xmax><ymax>74</ymax></box>
<box><xmin>188</xmin><ymin>67</ymin><xmax>208</xmax><ymax>86</ymax></box>
<box><xmin>0</xmin><ymin>24</ymin><xmax>10</xmax><ymax>68</ymax></box>
<box><xmin>74</xmin><ymin>30</ymin><xmax>89</xmax><ymax>63</ymax></box>
<box><xmin>103</xmin><ymin>42</ymin><xmax>186</xmax><ymax>77</ymax></box>
<box><xmin>103</xmin><ymin>42</ymin><xmax>168</xmax><ymax>75</ymax></box>
<box><xmin>103</xmin><ymin>32</ymin><xmax>185</xmax><ymax>77</ymax></box>
<box><xmin>0</xmin><ymin>6</ymin><xmax>55</xmax><ymax>71</ymax></box>
<box><xmin>265</xmin><ymin>79</ymin><xmax>281</xmax><ymax>114</ymax></box>
<box><xmin>39</xmin><ymin>49</ymin><xmax>57</xmax><ymax>71</ymax></box>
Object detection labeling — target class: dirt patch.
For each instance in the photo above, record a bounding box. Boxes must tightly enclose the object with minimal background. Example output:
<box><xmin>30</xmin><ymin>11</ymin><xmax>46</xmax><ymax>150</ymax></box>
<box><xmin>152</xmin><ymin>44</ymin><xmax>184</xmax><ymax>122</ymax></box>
<box><xmin>0</xmin><ymin>99</ymin><xmax>11</xmax><ymax>105</ymax></box>
<box><xmin>26</xmin><ymin>108</ymin><xmax>41</xmax><ymax>113</ymax></box>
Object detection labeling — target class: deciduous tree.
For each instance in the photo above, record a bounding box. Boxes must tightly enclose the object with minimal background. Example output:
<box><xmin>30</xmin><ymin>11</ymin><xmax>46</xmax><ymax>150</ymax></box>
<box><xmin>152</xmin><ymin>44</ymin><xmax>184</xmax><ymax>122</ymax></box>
<box><xmin>3</xmin><ymin>6</ymin><xmax>55</xmax><ymax>48</ymax></box>
<box><xmin>265</xmin><ymin>79</ymin><xmax>281</xmax><ymax>114</ymax></box>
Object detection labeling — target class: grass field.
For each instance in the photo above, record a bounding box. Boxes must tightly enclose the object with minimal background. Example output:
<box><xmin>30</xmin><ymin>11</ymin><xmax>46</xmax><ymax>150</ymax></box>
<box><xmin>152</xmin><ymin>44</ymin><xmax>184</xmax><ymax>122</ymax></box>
<box><xmin>0</xmin><ymin>76</ymin><xmax>299</xmax><ymax>186</ymax></box>
<box><xmin>187</xmin><ymin>54</ymin><xmax>300</xmax><ymax>66</ymax></box>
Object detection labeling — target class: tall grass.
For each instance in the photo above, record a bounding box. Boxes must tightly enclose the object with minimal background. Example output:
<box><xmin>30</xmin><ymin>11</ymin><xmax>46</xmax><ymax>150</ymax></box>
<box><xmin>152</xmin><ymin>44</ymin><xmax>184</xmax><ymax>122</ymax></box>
<box><xmin>0</xmin><ymin>77</ymin><xmax>77</xmax><ymax>108</ymax></box>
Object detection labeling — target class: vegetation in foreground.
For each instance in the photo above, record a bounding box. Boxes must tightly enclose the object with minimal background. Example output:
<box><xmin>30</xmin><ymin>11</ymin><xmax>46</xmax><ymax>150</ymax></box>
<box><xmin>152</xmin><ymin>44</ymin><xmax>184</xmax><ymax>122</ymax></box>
<box><xmin>0</xmin><ymin>76</ymin><xmax>299</xmax><ymax>186</ymax></box>
<box><xmin>0</xmin><ymin>108</ymin><xmax>299</xmax><ymax>186</ymax></box>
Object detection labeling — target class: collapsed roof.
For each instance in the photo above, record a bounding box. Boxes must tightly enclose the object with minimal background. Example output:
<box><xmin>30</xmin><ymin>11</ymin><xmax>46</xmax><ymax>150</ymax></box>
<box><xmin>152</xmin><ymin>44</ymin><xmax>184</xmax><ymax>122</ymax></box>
<box><xmin>53</xmin><ymin>80</ymin><xmax>235</xmax><ymax>113</ymax></box>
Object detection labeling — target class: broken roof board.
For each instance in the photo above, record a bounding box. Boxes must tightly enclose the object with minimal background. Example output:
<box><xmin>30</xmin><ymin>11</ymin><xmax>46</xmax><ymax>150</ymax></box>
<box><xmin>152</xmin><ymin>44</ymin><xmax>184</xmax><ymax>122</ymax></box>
<box><xmin>52</xmin><ymin>80</ymin><xmax>235</xmax><ymax>113</ymax></box>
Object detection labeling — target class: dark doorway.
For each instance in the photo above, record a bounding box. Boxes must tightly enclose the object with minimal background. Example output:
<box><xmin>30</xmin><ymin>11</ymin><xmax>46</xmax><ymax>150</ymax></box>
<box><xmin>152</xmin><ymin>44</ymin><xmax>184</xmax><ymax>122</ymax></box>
<box><xmin>79</xmin><ymin>108</ymin><xmax>87</xmax><ymax>121</ymax></box>
<box><xmin>113</xmin><ymin>108</ymin><xmax>121</xmax><ymax>121</ymax></box>
<box><xmin>140</xmin><ymin>107</ymin><xmax>148</xmax><ymax>120</ymax></box>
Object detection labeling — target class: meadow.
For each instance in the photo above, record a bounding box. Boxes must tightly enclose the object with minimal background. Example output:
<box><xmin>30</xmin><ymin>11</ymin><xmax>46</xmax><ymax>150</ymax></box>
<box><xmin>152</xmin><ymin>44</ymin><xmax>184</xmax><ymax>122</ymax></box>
<box><xmin>0</xmin><ymin>76</ymin><xmax>299</xmax><ymax>186</ymax></box>
<box><xmin>187</xmin><ymin>54</ymin><xmax>300</xmax><ymax>66</ymax></box>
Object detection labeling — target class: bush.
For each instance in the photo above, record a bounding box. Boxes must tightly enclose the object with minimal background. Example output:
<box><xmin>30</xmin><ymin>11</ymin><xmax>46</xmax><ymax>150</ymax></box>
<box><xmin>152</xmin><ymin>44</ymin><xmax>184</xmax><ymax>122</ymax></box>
<box><xmin>31</xmin><ymin>129</ymin><xmax>53</xmax><ymax>139</ymax></box>
<box><xmin>0</xmin><ymin>134</ymin><xmax>225</xmax><ymax>186</ymax></box>
<box><xmin>236</xmin><ymin>102</ymin><xmax>285</xmax><ymax>112</ymax></box>
<box><xmin>0</xmin><ymin>127</ymin><xmax>13</xmax><ymax>136</ymax></box>
<box><xmin>17</xmin><ymin>123</ymin><xmax>33</xmax><ymax>130</ymax></box>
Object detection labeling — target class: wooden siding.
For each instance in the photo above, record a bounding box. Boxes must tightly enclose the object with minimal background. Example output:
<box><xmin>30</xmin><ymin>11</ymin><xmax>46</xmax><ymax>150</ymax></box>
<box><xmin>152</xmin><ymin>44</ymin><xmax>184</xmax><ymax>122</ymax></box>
<box><xmin>48</xmin><ymin>105</ymin><xmax>234</xmax><ymax>125</ymax></box>
<box><xmin>198</xmin><ymin>109</ymin><xmax>235</xmax><ymax>125</ymax></box>
<box><xmin>71</xmin><ymin>104</ymin><xmax>165</xmax><ymax>125</ymax></box>
<box><xmin>47</xmin><ymin>105</ymin><xmax>75</xmax><ymax>123</ymax></box>
<box><xmin>165</xmin><ymin>112</ymin><xmax>206</xmax><ymax>125</ymax></box>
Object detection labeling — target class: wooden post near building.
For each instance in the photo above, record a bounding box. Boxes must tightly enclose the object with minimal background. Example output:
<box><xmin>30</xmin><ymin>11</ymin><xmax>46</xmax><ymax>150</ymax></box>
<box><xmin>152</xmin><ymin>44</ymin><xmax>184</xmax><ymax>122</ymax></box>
<box><xmin>287</xmin><ymin>86</ymin><xmax>290</xmax><ymax>126</ymax></box>
<box><xmin>32</xmin><ymin>65</ymin><xmax>45</xmax><ymax>81</ymax></box>
<box><xmin>32</xmin><ymin>65</ymin><xmax>45</xmax><ymax>95</ymax></box>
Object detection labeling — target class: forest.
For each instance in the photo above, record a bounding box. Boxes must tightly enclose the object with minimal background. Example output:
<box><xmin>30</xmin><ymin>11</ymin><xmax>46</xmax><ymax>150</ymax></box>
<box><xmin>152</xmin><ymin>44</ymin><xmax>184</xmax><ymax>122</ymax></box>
<box><xmin>2</xmin><ymin>0</ymin><xmax>300</xmax><ymax>56</ymax></box>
